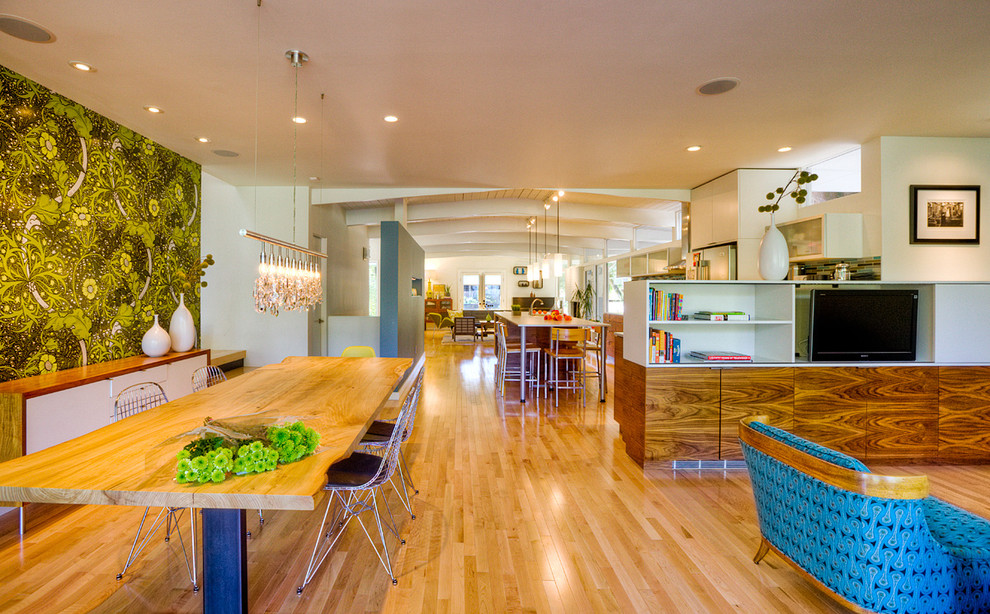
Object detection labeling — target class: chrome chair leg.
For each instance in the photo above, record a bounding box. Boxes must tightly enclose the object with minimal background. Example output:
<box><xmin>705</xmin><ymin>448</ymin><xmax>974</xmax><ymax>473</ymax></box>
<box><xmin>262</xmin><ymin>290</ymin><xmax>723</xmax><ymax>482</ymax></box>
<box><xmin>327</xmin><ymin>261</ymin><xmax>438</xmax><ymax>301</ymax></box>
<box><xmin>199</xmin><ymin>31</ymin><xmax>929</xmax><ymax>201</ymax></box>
<box><xmin>399</xmin><ymin>449</ymin><xmax>418</xmax><ymax>495</ymax></box>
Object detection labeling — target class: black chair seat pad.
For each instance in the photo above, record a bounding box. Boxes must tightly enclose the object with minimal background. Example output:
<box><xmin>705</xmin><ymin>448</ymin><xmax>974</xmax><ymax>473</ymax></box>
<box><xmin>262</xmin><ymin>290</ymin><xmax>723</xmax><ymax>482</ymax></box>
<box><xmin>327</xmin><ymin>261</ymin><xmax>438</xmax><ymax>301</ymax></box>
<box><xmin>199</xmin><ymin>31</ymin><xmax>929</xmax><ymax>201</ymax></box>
<box><xmin>360</xmin><ymin>420</ymin><xmax>397</xmax><ymax>444</ymax></box>
<box><xmin>326</xmin><ymin>452</ymin><xmax>387</xmax><ymax>487</ymax></box>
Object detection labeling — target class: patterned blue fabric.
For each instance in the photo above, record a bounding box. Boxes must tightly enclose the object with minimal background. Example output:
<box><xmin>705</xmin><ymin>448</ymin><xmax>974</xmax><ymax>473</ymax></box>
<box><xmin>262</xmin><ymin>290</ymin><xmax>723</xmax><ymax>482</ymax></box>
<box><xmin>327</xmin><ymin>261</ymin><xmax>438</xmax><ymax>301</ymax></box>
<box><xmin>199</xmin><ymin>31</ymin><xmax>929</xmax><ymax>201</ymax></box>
<box><xmin>748</xmin><ymin>420</ymin><xmax>870</xmax><ymax>472</ymax></box>
<box><xmin>742</xmin><ymin>428</ymin><xmax>990</xmax><ymax>613</ymax></box>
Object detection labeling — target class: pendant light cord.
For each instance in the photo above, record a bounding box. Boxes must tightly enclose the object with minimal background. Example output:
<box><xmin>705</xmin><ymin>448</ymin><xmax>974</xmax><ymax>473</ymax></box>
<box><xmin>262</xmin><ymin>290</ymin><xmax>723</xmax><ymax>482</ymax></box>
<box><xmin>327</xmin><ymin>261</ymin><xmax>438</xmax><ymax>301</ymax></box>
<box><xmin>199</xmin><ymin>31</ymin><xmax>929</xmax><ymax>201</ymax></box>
<box><xmin>253</xmin><ymin>1</ymin><xmax>261</xmax><ymax>227</ymax></box>
<box><xmin>292</xmin><ymin>62</ymin><xmax>299</xmax><ymax>244</ymax></box>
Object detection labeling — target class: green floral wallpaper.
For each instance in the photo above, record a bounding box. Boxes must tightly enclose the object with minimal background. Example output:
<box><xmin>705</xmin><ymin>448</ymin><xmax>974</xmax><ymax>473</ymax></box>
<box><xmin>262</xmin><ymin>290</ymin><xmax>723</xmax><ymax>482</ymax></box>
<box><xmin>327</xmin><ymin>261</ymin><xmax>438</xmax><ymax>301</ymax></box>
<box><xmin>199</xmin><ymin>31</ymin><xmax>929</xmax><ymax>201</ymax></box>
<box><xmin>0</xmin><ymin>65</ymin><xmax>202</xmax><ymax>383</ymax></box>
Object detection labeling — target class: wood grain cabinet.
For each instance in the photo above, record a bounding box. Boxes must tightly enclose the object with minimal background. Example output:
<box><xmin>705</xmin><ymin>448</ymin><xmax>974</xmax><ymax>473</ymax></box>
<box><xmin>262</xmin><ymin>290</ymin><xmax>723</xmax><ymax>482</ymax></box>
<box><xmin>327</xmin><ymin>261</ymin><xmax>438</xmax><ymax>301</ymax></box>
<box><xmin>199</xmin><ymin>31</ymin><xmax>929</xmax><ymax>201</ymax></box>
<box><xmin>645</xmin><ymin>368</ymin><xmax>720</xmax><ymax>461</ymax></box>
<box><xmin>616</xmin><ymin>362</ymin><xmax>990</xmax><ymax>467</ymax></box>
<box><xmin>937</xmin><ymin>366</ymin><xmax>990</xmax><ymax>462</ymax></box>
<box><xmin>720</xmin><ymin>368</ymin><xmax>793</xmax><ymax>460</ymax></box>
<box><xmin>793</xmin><ymin>367</ymin><xmax>869</xmax><ymax>458</ymax></box>
<box><xmin>863</xmin><ymin>367</ymin><xmax>938</xmax><ymax>463</ymax></box>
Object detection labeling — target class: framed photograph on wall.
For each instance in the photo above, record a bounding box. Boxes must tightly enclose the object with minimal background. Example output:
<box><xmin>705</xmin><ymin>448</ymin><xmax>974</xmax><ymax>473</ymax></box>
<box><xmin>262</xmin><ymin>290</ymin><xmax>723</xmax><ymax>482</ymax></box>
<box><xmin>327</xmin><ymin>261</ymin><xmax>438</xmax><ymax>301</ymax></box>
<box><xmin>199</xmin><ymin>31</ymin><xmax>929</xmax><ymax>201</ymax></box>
<box><xmin>910</xmin><ymin>185</ymin><xmax>980</xmax><ymax>244</ymax></box>
<box><xmin>513</xmin><ymin>266</ymin><xmax>527</xmax><ymax>275</ymax></box>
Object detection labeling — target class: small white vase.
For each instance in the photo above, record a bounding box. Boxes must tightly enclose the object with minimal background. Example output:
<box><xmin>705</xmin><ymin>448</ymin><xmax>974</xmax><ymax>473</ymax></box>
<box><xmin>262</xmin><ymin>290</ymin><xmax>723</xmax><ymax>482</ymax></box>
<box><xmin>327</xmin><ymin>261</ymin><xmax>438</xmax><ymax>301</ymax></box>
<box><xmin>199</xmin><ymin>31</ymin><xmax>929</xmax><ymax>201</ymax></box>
<box><xmin>758</xmin><ymin>216</ymin><xmax>790</xmax><ymax>280</ymax></box>
<box><xmin>142</xmin><ymin>315</ymin><xmax>171</xmax><ymax>357</ymax></box>
<box><xmin>168</xmin><ymin>293</ymin><xmax>197</xmax><ymax>352</ymax></box>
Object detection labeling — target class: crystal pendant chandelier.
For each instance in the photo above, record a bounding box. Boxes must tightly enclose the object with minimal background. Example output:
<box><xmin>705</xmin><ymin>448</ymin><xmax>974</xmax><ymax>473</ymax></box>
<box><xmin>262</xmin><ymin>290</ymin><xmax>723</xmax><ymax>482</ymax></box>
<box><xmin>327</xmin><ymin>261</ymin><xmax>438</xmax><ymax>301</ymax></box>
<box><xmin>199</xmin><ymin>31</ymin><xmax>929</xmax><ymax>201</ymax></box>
<box><xmin>242</xmin><ymin>230</ymin><xmax>324</xmax><ymax>316</ymax></box>
<box><xmin>241</xmin><ymin>47</ymin><xmax>326</xmax><ymax>316</ymax></box>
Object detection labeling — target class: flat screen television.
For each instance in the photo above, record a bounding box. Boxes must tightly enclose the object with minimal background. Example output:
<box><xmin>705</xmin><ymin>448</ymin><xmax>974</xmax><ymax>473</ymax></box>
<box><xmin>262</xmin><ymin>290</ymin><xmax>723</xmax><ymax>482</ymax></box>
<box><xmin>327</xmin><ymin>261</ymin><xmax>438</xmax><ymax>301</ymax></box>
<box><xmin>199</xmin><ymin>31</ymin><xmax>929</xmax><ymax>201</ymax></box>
<box><xmin>809</xmin><ymin>289</ymin><xmax>919</xmax><ymax>362</ymax></box>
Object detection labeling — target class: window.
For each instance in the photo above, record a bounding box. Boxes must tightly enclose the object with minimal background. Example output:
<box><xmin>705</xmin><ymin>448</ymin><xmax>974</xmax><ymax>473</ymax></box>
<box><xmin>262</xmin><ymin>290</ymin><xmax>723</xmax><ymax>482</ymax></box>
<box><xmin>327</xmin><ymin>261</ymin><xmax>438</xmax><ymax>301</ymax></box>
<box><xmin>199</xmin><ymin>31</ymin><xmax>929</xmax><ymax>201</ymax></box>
<box><xmin>802</xmin><ymin>148</ymin><xmax>861</xmax><ymax>207</ymax></box>
<box><xmin>462</xmin><ymin>274</ymin><xmax>480</xmax><ymax>309</ymax></box>
<box><xmin>368</xmin><ymin>262</ymin><xmax>378</xmax><ymax>316</ymax></box>
<box><xmin>483</xmin><ymin>274</ymin><xmax>502</xmax><ymax>310</ymax></box>
<box><xmin>607</xmin><ymin>260</ymin><xmax>627</xmax><ymax>314</ymax></box>
<box><xmin>462</xmin><ymin>273</ymin><xmax>502</xmax><ymax>309</ymax></box>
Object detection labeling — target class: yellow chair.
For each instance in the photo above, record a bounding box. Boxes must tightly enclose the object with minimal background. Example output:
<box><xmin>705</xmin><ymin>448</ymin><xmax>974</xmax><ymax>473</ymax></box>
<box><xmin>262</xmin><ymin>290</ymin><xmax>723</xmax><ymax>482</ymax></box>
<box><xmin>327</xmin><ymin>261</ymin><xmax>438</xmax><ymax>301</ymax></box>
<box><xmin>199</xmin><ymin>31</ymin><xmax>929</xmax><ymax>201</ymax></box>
<box><xmin>341</xmin><ymin>345</ymin><xmax>376</xmax><ymax>358</ymax></box>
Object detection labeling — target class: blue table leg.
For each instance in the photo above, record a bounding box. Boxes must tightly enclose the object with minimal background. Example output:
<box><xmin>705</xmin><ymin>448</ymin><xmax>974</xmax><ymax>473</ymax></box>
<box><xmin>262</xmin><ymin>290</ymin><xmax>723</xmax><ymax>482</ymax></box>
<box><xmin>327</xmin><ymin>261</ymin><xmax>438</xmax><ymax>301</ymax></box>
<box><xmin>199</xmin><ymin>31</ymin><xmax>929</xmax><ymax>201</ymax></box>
<box><xmin>202</xmin><ymin>508</ymin><xmax>247</xmax><ymax>614</ymax></box>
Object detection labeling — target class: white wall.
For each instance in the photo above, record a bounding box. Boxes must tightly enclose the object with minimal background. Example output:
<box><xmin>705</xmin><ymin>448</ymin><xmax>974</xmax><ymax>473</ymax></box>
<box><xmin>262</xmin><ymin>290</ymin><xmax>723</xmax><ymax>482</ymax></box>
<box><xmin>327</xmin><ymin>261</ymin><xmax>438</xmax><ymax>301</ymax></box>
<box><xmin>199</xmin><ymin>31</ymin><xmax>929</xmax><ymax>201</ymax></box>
<box><xmin>200</xmin><ymin>173</ymin><xmax>308</xmax><ymax>367</ymax></box>
<box><xmin>309</xmin><ymin>203</ymin><xmax>370</xmax><ymax>316</ymax></box>
<box><xmin>878</xmin><ymin>137</ymin><xmax>990</xmax><ymax>281</ymax></box>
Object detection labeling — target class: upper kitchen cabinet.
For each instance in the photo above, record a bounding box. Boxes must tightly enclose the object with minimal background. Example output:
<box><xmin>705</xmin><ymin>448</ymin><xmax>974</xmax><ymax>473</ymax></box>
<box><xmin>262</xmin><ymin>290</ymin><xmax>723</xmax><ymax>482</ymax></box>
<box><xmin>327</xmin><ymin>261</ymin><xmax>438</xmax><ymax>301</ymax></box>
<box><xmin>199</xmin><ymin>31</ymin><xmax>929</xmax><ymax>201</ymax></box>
<box><xmin>690</xmin><ymin>169</ymin><xmax>799</xmax><ymax>279</ymax></box>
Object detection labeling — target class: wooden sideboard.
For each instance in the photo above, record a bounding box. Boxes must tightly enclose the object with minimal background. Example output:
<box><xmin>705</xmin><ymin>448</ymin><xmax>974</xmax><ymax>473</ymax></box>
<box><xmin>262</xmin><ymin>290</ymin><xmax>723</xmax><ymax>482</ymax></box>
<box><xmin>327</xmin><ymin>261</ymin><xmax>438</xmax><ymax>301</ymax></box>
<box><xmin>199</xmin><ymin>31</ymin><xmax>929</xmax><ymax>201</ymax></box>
<box><xmin>0</xmin><ymin>350</ymin><xmax>209</xmax><ymax>509</ymax></box>
<box><xmin>614</xmin><ymin>339</ymin><xmax>990</xmax><ymax>467</ymax></box>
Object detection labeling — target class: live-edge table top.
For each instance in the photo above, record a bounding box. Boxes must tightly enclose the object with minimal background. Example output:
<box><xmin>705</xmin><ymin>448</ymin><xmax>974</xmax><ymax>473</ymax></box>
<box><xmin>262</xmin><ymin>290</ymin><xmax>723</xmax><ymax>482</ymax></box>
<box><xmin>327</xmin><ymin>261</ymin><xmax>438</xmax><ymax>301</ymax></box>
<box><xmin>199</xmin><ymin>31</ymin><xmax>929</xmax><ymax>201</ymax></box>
<box><xmin>0</xmin><ymin>356</ymin><xmax>411</xmax><ymax>512</ymax></box>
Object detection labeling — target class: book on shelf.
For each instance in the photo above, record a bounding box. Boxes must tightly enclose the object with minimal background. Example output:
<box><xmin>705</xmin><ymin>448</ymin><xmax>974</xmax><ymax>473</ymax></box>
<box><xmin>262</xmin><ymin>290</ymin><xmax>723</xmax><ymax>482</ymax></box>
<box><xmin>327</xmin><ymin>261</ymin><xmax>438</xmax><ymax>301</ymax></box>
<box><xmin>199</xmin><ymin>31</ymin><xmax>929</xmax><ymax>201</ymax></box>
<box><xmin>649</xmin><ymin>288</ymin><xmax>685</xmax><ymax>321</ymax></box>
<box><xmin>649</xmin><ymin>329</ymin><xmax>681</xmax><ymax>363</ymax></box>
<box><xmin>688</xmin><ymin>350</ymin><xmax>752</xmax><ymax>361</ymax></box>
<box><xmin>693</xmin><ymin>311</ymin><xmax>750</xmax><ymax>321</ymax></box>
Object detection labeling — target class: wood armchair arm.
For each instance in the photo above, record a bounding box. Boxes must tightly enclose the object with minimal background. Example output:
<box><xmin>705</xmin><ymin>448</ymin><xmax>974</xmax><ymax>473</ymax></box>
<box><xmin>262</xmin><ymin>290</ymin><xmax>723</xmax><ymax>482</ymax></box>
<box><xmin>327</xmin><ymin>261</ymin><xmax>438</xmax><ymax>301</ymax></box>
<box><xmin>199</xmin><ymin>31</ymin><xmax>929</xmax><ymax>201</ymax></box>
<box><xmin>739</xmin><ymin>416</ymin><xmax>929</xmax><ymax>500</ymax></box>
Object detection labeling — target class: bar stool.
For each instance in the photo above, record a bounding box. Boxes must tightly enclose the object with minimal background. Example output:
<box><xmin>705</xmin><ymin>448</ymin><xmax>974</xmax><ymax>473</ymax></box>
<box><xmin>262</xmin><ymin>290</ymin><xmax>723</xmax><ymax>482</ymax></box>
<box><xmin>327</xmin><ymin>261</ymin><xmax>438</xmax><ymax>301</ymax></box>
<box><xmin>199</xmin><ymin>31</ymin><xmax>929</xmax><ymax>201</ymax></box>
<box><xmin>495</xmin><ymin>321</ymin><xmax>540</xmax><ymax>396</ymax></box>
<box><xmin>543</xmin><ymin>327</ymin><xmax>587</xmax><ymax>407</ymax></box>
<box><xmin>580</xmin><ymin>326</ymin><xmax>606</xmax><ymax>399</ymax></box>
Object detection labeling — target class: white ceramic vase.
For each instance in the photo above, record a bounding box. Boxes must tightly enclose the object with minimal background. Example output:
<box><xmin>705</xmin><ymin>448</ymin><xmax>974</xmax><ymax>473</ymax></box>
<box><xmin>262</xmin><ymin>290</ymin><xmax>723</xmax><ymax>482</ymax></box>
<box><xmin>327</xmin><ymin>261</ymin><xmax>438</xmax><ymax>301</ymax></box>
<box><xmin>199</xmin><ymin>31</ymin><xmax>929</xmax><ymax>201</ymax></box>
<box><xmin>168</xmin><ymin>293</ymin><xmax>197</xmax><ymax>352</ymax></box>
<box><xmin>758</xmin><ymin>215</ymin><xmax>790</xmax><ymax>280</ymax></box>
<box><xmin>142</xmin><ymin>315</ymin><xmax>172</xmax><ymax>357</ymax></box>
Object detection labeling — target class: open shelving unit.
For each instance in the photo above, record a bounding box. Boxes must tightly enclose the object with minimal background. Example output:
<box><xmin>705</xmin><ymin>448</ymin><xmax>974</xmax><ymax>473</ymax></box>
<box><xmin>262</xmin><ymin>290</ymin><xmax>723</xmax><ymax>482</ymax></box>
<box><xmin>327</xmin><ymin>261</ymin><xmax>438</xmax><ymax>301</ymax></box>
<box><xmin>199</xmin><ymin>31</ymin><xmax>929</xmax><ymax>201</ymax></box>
<box><xmin>624</xmin><ymin>280</ymin><xmax>990</xmax><ymax>368</ymax></box>
<box><xmin>625</xmin><ymin>281</ymin><xmax>794</xmax><ymax>366</ymax></box>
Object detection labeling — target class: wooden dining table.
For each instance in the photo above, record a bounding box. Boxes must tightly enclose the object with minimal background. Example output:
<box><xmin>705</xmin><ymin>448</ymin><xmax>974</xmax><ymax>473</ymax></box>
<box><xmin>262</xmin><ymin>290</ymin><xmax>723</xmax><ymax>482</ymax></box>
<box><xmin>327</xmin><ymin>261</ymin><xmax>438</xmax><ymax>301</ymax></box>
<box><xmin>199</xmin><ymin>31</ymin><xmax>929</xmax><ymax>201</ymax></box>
<box><xmin>0</xmin><ymin>355</ymin><xmax>411</xmax><ymax>614</ymax></box>
<box><xmin>497</xmin><ymin>314</ymin><xmax>608</xmax><ymax>403</ymax></box>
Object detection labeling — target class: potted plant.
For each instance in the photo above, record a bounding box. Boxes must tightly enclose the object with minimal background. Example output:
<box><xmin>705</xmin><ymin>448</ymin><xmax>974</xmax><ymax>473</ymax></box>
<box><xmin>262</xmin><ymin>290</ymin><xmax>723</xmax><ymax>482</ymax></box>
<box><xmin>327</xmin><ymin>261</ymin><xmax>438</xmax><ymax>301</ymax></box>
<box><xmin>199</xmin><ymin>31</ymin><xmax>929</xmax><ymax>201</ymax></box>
<box><xmin>572</xmin><ymin>281</ymin><xmax>595</xmax><ymax>319</ymax></box>
<box><xmin>757</xmin><ymin>171</ymin><xmax>818</xmax><ymax>280</ymax></box>
<box><xmin>511</xmin><ymin>303</ymin><xmax>522</xmax><ymax>315</ymax></box>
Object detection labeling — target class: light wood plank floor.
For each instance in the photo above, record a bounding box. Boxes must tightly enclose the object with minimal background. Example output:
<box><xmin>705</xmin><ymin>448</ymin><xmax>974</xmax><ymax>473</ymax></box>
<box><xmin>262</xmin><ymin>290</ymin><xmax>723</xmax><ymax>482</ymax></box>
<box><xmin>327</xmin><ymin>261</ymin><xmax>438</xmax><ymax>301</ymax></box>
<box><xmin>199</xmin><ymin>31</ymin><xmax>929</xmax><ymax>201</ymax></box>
<box><xmin>1</xmin><ymin>330</ymin><xmax>988</xmax><ymax>613</ymax></box>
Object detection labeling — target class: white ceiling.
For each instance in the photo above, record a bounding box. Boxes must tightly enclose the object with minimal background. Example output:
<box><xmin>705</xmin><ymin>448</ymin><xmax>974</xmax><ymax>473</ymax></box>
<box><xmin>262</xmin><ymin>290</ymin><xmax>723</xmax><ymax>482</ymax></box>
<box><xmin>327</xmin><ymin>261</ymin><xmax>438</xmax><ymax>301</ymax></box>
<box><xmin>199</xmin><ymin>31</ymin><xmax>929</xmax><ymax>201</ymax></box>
<box><xmin>3</xmin><ymin>0</ymin><xmax>990</xmax><ymax>257</ymax></box>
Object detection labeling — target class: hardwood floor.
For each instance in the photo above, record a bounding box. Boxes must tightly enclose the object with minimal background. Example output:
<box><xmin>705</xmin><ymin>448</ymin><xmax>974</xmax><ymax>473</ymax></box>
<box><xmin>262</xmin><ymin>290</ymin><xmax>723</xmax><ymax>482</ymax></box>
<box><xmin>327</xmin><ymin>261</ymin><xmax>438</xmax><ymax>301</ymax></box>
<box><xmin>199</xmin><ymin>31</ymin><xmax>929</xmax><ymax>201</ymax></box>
<box><xmin>1</xmin><ymin>330</ymin><xmax>988</xmax><ymax>613</ymax></box>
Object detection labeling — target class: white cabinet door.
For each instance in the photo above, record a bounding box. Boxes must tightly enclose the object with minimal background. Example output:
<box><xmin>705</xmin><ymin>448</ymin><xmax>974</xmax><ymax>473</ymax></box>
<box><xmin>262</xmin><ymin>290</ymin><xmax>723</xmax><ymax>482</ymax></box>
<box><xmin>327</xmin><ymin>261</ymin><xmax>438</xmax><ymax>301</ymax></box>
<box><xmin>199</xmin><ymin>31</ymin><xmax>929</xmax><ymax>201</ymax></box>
<box><xmin>165</xmin><ymin>354</ymin><xmax>208</xmax><ymax>400</ymax></box>
<box><xmin>711</xmin><ymin>174</ymin><xmax>739</xmax><ymax>245</ymax></box>
<box><xmin>690</xmin><ymin>183</ymin><xmax>714</xmax><ymax>250</ymax></box>
<box><xmin>25</xmin><ymin>381</ymin><xmax>111</xmax><ymax>454</ymax></box>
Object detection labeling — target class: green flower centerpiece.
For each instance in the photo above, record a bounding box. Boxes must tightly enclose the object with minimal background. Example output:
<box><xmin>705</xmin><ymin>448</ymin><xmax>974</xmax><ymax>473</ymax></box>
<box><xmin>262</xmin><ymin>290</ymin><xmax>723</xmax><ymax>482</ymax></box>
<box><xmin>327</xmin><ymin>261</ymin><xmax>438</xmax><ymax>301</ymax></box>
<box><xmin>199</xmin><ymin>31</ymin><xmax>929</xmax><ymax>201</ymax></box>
<box><xmin>174</xmin><ymin>418</ymin><xmax>320</xmax><ymax>484</ymax></box>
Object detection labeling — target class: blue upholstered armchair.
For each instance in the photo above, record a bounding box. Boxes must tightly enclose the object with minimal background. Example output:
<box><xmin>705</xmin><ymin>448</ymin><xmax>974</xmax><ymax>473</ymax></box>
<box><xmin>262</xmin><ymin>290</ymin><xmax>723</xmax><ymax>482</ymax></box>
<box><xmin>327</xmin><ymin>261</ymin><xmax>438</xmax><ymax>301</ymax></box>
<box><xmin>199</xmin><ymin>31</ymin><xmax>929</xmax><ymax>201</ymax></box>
<box><xmin>739</xmin><ymin>416</ymin><xmax>990</xmax><ymax>614</ymax></box>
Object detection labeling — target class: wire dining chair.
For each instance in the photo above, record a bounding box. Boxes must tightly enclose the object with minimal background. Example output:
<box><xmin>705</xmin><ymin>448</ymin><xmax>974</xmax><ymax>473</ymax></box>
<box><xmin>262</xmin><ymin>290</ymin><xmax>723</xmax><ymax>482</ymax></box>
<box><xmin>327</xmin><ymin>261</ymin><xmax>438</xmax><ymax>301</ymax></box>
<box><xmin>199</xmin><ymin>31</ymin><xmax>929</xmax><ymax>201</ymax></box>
<box><xmin>112</xmin><ymin>382</ymin><xmax>199</xmax><ymax>592</ymax></box>
<box><xmin>297</xmin><ymin>391</ymin><xmax>415</xmax><ymax>592</ymax></box>
<box><xmin>191</xmin><ymin>365</ymin><xmax>227</xmax><ymax>392</ymax></box>
<box><xmin>359</xmin><ymin>370</ymin><xmax>425</xmax><ymax>519</ymax></box>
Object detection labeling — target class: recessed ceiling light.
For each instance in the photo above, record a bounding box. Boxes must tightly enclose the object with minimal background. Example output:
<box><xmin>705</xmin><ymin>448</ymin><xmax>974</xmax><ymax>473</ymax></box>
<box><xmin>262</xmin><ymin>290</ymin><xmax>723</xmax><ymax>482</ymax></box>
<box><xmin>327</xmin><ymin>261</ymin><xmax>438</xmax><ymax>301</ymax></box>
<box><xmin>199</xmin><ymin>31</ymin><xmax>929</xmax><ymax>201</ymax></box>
<box><xmin>0</xmin><ymin>15</ymin><xmax>56</xmax><ymax>43</ymax></box>
<box><xmin>777</xmin><ymin>146</ymin><xmax>792</xmax><ymax>153</ymax></box>
<box><xmin>144</xmin><ymin>106</ymin><xmax>163</xmax><ymax>114</ymax></box>
<box><xmin>384</xmin><ymin>115</ymin><xmax>398</xmax><ymax>123</ymax></box>
<box><xmin>292</xmin><ymin>116</ymin><xmax>307</xmax><ymax>124</ymax></box>
<box><xmin>686</xmin><ymin>145</ymin><xmax>702</xmax><ymax>152</ymax></box>
<box><xmin>69</xmin><ymin>61</ymin><xmax>95</xmax><ymax>72</ymax></box>
<box><xmin>309</xmin><ymin>176</ymin><xmax>320</xmax><ymax>182</ymax></box>
<box><xmin>197</xmin><ymin>137</ymin><xmax>211</xmax><ymax>143</ymax></box>
<box><xmin>557</xmin><ymin>190</ymin><xmax>565</xmax><ymax>197</ymax></box>
<box><xmin>696</xmin><ymin>78</ymin><xmax>740</xmax><ymax>96</ymax></box>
